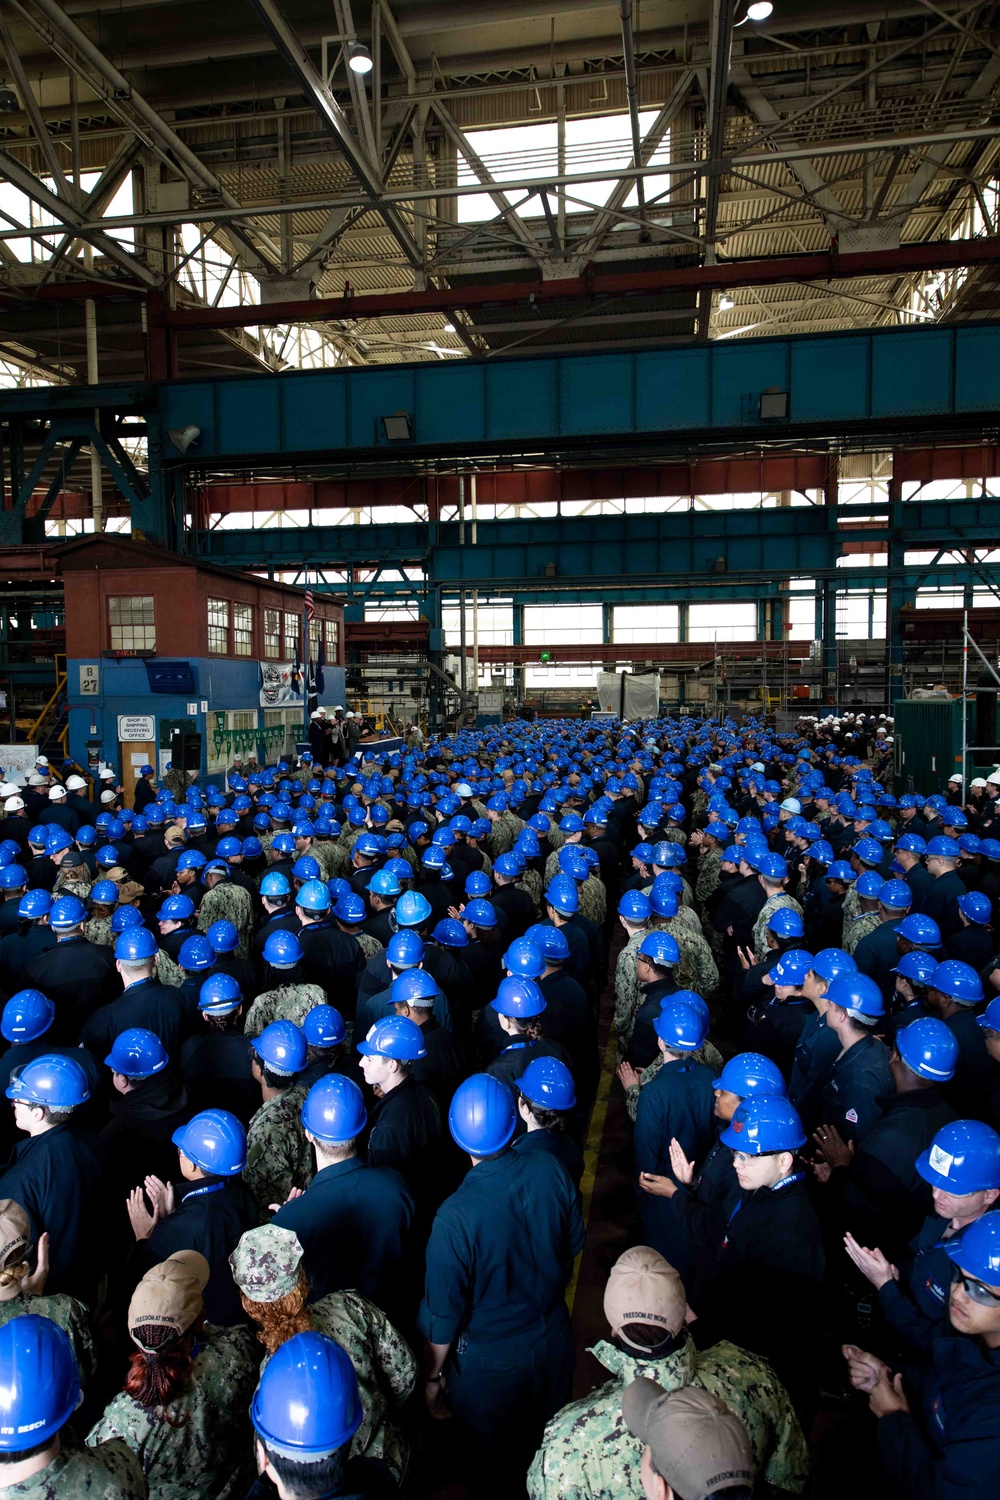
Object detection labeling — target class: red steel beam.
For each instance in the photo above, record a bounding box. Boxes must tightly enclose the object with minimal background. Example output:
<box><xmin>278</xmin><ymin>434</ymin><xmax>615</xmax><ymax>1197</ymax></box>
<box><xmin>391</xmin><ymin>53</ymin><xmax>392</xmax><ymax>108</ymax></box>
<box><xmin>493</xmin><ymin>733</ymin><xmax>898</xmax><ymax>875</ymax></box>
<box><xmin>473</xmin><ymin>642</ymin><xmax>811</xmax><ymax>665</ymax></box>
<box><xmin>164</xmin><ymin>236</ymin><xmax>1000</xmax><ymax>331</ymax></box>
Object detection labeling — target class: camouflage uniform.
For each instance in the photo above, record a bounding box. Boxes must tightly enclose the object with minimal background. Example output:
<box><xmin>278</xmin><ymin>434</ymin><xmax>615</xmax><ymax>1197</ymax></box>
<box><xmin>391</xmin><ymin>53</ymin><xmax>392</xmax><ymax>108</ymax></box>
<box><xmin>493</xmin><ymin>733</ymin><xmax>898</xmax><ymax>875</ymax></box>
<box><xmin>196</xmin><ymin>882</ymin><xmax>254</xmax><ymax>956</ymax></box>
<box><xmin>840</xmin><ymin>883</ymin><xmax>861</xmax><ymax>929</ymax></box>
<box><xmin>156</xmin><ymin>948</ymin><xmax>185</xmax><ymax>988</ymax></box>
<box><xmin>313</xmin><ymin>840</ymin><xmax>348</xmax><ymax>881</ymax></box>
<box><xmin>578</xmin><ymin>876</ymin><xmax>606</xmax><ymax>930</ymax></box>
<box><xmin>678</xmin><ymin>876</ymin><xmax>695</xmax><ymax>910</ymax></box>
<box><xmin>488</xmin><ymin>810</ymin><xmax>524</xmax><ymax>859</ymax></box>
<box><xmin>695</xmin><ymin>849</ymin><xmax>722</xmax><ymax>912</ymax></box>
<box><xmin>0</xmin><ymin>1290</ymin><xmax>96</xmax><ymax>1389</ymax></box>
<box><xmin>163</xmin><ymin>768</ymin><xmax>193</xmax><ymax>802</ymax></box>
<box><xmin>752</xmin><ymin>892</ymin><xmax>804</xmax><ymax>964</ymax></box>
<box><xmin>547</xmin><ymin>825</ymin><xmax>567</xmax><ymax>854</ymax></box>
<box><xmin>244</xmin><ymin>1084</ymin><xmax>314</xmax><ymax>1218</ymax></box>
<box><xmin>652</xmin><ymin>916</ymin><xmax>720</xmax><ymax>997</ymax></box>
<box><xmin>354</xmin><ymin>930</ymin><xmax>384</xmax><ymax>965</ymax></box>
<box><xmin>87</xmin><ymin>1322</ymin><xmax>259</xmax><ymax>1500</ymax></box>
<box><xmin>613</xmin><ymin>927</ymin><xmax>647</xmax><ymax>1057</ymax></box>
<box><xmin>53</xmin><ymin>871</ymin><xmax>93</xmax><ymax>902</ymax></box>
<box><xmin>275</xmin><ymin>1292</ymin><xmax>417</xmax><ymax>1483</ymax></box>
<box><xmin>520</xmin><ymin>869</ymin><xmax>543</xmax><ymax>915</ymax></box>
<box><xmin>527</xmin><ymin>1334</ymin><xmax>808</xmax><ymax>1500</ymax></box>
<box><xmin>665</xmin><ymin>827</ymin><xmax>687</xmax><ymax>846</ymax></box>
<box><xmin>257</xmin><ymin>830</ymin><xmax>277</xmax><ymax>856</ymax></box>
<box><xmin>14</xmin><ymin>1440</ymin><xmax>147</xmax><ymax>1500</ymax></box>
<box><xmin>844</xmin><ymin>909</ymin><xmax>882</xmax><ymax>955</ymax></box>
<box><xmin>84</xmin><ymin>914</ymin><xmax>114</xmax><ymax>947</ymax></box>
<box><xmin>623</xmin><ymin>1038</ymin><xmax>725</xmax><ymax>1121</ymax></box>
<box><xmin>244</xmin><ymin>982</ymin><xmax>327</xmax><ymax>1040</ymax></box>
<box><xmin>544</xmin><ymin>848</ymin><xmax>569</xmax><ymax>885</ymax></box>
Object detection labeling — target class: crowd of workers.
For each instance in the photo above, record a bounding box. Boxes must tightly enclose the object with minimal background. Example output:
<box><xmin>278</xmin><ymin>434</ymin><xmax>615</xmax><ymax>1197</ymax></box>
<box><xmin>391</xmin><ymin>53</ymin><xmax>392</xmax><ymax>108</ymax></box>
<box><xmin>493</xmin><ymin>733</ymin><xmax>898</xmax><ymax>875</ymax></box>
<box><xmin>0</xmin><ymin>713</ymin><xmax>998</xmax><ymax>1500</ymax></box>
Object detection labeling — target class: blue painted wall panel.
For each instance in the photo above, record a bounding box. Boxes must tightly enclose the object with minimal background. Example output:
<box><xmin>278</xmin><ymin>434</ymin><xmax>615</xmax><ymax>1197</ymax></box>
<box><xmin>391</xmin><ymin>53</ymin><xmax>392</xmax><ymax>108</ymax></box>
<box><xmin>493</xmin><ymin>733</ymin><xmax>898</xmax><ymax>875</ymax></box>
<box><xmin>635</xmin><ymin>349</ymin><xmax>710</xmax><ymax>431</ymax></box>
<box><xmin>159</xmin><ymin>381</ymin><xmax>217</xmax><ymax>453</ymax></box>
<box><xmin>486</xmin><ymin>358</ymin><xmax>558</xmax><ymax>439</ymax></box>
<box><xmin>559</xmin><ymin>354</ymin><xmax>632</xmax><ymax>434</ymax></box>
<box><xmin>218</xmin><ymin>378</ymin><xmax>281</xmax><ymax>455</ymax></box>
<box><xmin>417</xmin><ymin>364</ymin><xmax>485</xmax><ymax>445</ymax></box>
<box><xmin>954</xmin><ymin>326</ymin><xmax>1000</xmax><ymax>413</ymax></box>
<box><xmin>711</xmin><ymin>342</ymin><xmax>789</xmax><ymax>427</ymax></box>
<box><xmin>871</xmin><ymin>329</ymin><xmax>952</xmax><ymax>416</ymax></box>
<box><xmin>790</xmin><ymin>336</ymin><xmax>869</xmax><ymax>423</ymax></box>
<box><xmin>282</xmin><ymin>371</ymin><xmax>348</xmax><ymax>450</ymax></box>
<box><xmin>348</xmin><ymin>368</ymin><xmax>416</xmax><ymax>448</ymax></box>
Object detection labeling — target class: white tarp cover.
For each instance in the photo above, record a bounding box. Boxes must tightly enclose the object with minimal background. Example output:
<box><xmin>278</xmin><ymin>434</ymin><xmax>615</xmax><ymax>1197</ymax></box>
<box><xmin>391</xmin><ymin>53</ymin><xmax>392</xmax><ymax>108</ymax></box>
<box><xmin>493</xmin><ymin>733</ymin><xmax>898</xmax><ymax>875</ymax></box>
<box><xmin>597</xmin><ymin>672</ymin><xmax>660</xmax><ymax>721</ymax></box>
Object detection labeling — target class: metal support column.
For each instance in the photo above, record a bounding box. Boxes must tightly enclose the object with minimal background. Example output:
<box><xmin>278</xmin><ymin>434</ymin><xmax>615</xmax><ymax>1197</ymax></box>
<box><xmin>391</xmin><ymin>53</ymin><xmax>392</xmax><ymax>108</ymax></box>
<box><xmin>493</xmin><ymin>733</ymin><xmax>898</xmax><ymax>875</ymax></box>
<box><xmin>822</xmin><ymin>579</ymin><xmax>839</xmax><ymax>702</ymax></box>
<box><xmin>886</xmin><ymin>471</ymin><xmax>907</xmax><ymax>704</ymax></box>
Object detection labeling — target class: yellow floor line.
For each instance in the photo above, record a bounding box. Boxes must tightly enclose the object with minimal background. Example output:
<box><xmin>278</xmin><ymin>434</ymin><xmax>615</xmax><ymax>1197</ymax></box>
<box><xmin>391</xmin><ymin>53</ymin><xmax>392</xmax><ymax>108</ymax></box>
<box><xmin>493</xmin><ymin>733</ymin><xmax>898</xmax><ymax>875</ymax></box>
<box><xmin>566</xmin><ymin>1025</ymin><xmax>618</xmax><ymax>1315</ymax></box>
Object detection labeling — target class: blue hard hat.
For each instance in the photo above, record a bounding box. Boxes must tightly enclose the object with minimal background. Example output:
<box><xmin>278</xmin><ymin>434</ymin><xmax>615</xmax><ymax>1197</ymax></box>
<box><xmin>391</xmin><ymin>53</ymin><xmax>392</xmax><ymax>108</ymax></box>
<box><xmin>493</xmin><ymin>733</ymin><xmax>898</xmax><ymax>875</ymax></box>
<box><xmin>110</xmin><ymin>905</ymin><xmax>143</xmax><ymax>934</ymax></box>
<box><xmin>357</xmin><ymin>1015</ymin><xmax>427</xmax><ymax>1061</ymax></box>
<box><xmin>449</xmin><ymin>1073</ymin><xmax>517</xmax><ymax>1156</ymax></box>
<box><xmin>979</xmin><ymin>996</ymin><xmax>1000</xmax><ymax>1034</ymax></box>
<box><xmin>386</xmin><ymin>930</ymin><xmax>425</xmax><ymax>968</ymax></box>
<box><xmin>491</xmin><ymin>975</ymin><xmax>546</xmax><ymax>1018</ymax></box>
<box><xmin>654</xmin><ymin>997</ymin><xmax>708</xmax><ymax>1052</ymax></box>
<box><xmin>172</xmin><ymin>1109</ymin><xmax>247</xmax><ymax>1175</ymax></box>
<box><xmin>114</xmin><ymin>925</ymin><xmax>158</xmax><ymax>963</ymax></box>
<box><xmin>648</xmin><ymin>880</ymin><xmax>678</xmax><ymax>920</ymax></box>
<box><xmin>0</xmin><ymin>865</ymin><xmax>27</xmax><ymax>891</ymax></box>
<box><xmin>518</xmin><ymin>1056</ymin><xmax>576</xmax><ymax>1112</ymax></box>
<box><xmin>105</xmin><ymin>1027</ymin><xmax>169</xmax><ymax>1078</ymax></box>
<box><xmin>720</xmin><ymin>1094</ymin><xmax>807</xmax><ymax>1154</ymax></box>
<box><xmin>946</xmin><ymin>1212</ymin><xmax>1000</xmax><ymax>1286</ymax></box>
<box><xmin>368</xmin><ymin>869</ymin><xmax>401</xmax><ymax>898</ymax></box>
<box><xmin>301</xmin><ymin>1074</ymin><xmax>367</xmax><ymax>1144</ymax></box>
<box><xmin>390</xmin><ymin>969</ymin><xmax>440</xmax><ymax>1006</ymax></box>
<box><xmin>618</xmin><ymin>890</ymin><xmax>652</xmax><ymax>923</ymax></box>
<box><xmin>206</xmin><ymin>918</ymin><xmax>239</xmax><ymax>954</ymax></box>
<box><xmin>255</xmin><ymin>1020</ymin><xmax>307</xmax><ymax>1076</ymax></box>
<box><xmin>767</xmin><ymin>907</ymin><xmax>805</xmax><ymax>939</ymax></box>
<box><xmin>333</xmin><ymin>893</ymin><xmax>366</xmax><ymax>926</ymax></box>
<box><xmin>494</xmin><ymin>852</ymin><xmax>524</xmax><ymax>880</ymax></box>
<box><xmin>271</xmin><ymin>833</ymin><xmax>297</xmax><ymax>856</ymax></box>
<box><xmin>464</xmin><ymin>871</ymin><xmax>492</xmax><ymax>899</ymax></box>
<box><xmin>0</xmin><ymin>990</ymin><xmax>54</xmax><ymax>1044</ymax></box>
<box><xmin>45</xmin><ymin>828</ymin><xmax>73</xmax><ymax>856</ymax></box>
<box><xmin>242</xmin><ymin>838</ymin><xmax>264</xmax><ymax>860</ymax></box>
<box><xmin>892</xmin><ymin>949</ymin><xmax>938</xmax><ymax>985</ymax></box>
<box><xmin>897</xmin><ymin>912</ymin><xmax>942</xmax><ymax>947</ymax></box>
<box><xmin>856</xmin><ymin>870</ymin><xmax>885</xmax><ymax>900</ymax></box>
<box><xmin>178</xmin><ymin>934</ymin><xmax>215</xmax><ymax>972</ymax></box>
<box><xmin>544</xmin><ymin>879</ymin><xmax>579</xmax><ymax>915</ymax></box>
<box><xmin>251</xmin><ymin>1331</ymin><xmax>363</xmax><ymax>1458</ymax></box>
<box><xmin>296</xmin><ymin>879</ymin><xmax>331</xmax><ymax>913</ymax></box>
<box><xmin>5</xmin><ymin>1053</ymin><xmax>90</xmax><ymax>1107</ymax></box>
<box><xmin>89</xmin><ymin>879</ymin><xmax>119</xmax><ymax>906</ymax></box>
<box><xmin>712</xmin><ymin>1051</ymin><xmax>787</xmax><ymax>1098</ymax></box>
<box><xmin>463</xmin><ymin>898</ymin><xmax>497</xmax><ymax>929</ymax></box>
<box><xmin>17</xmin><ymin>889</ymin><xmax>52</xmax><ymax>920</ymax></box>
<box><xmin>199</xmin><ymin>973</ymin><xmax>243</xmax><ymax>1015</ymax></box>
<box><xmin>302</xmin><ymin>1005</ymin><xmax>346</xmax><ymax>1048</ymax></box>
<box><xmin>826</xmin><ymin>860</ymin><xmax>856</xmax><ymax>882</ymax></box>
<box><xmin>756</xmin><ymin>852</ymin><xmax>788</xmax><ymax>882</ymax></box>
<box><xmin>959</xmin><ymin>834</ymin><xmax>983</xmax><ymax>855</ymax></box>
<box><xmin>216</xmin><ymin>836</ymin><xmax>242</xmax><ymax>859</ymax></box>
<box><xmin>896</xmin><ymin>1016</ymin><xmax>959</xmax><ymax>1082</ymax></box>
<box><xmin>260</xmin><ymin>871</ymin><xmax>292</xmax><ymax>899</ymax></box>
<box><xmin>524</xmin><ymin>923</ymin><xmax>569</xmax><ymax>965</ymax></box>
<box><xmin>396</xmin><ymin>890</ymin><xmax>432</xmax><ymax>927</ymax></box>
<box><xmin>502</xmin><ymin>937</ymin><xmax>545</xmax><ymax>979</ymax></box>
<box><xmin>958</xmin><ymin>889</ymin><xmax>992</xmax><ymax>925</ymax></box>
<box><xmin>918</xmin><ymin>1119</ymin><xmax>1000</xmax><ymax>1193</ymax></box>
<box><xmin>0</xmin><ymin>1316</ymin><xmax>80</xmax><ymax>1452</ymax></box>
<box><xmin>853</xmin><ymin>838</ymin><xmax>883</xmax><ymax>866</ymax></box>
<box><xmin>926</xmin><ymin>836</ymin><xmax>961</xmax><ymax>859</ymax></box>
<box><xmin>638</xmin><ymin>930</ymin><xmax>681</xmax><ymax>968</ymax></box>
<box><xmin>177</xmin><ymin>849</ymin><xmax>207</xmax><ymax>872</ymax></box>
<box><xmin>929</xmin><ymin>959</ymin><xmax>984</xmax><ymax>1005</ymax></box>
<box><xmin>48</xmin><ymin>895</ymin><xmax>86</xmax><ymax>930</ymax></box>
<box><xmin>432</xmin><ymin>917</ymin><xmax>469</xmax><ymax>948</ymax></box>
<box><xmin>262</xmin><ymin>924</ymin><xmax>301</xmax><ymax>972</ymax></box>
<box><xmin>291</xmin><ymin>855</ymin><xmax>321</xmax><ymax>882</ymax></box>
<box><xmin>895</xmin><ymin>832</ymin><xmax>927</xmax><ymax>854</ymax></box>
<box><xmin>157</xmin><ymin>894</ymin><xmax>195</xmax><ymax>922</ymax></box>
<box><xmin>825</xmin><ymin>971</ymin><xmax>885</xmax><ymax>1019</ymax></box>
<box><xmin>767</xmin><ymin>948</ymin><xmax>814</xmax><ymax>987</ymax></box>
<box><xmin>877</xmin><ymin>879</ymin><xmax>912</xmax><ymax>909</ymax></box>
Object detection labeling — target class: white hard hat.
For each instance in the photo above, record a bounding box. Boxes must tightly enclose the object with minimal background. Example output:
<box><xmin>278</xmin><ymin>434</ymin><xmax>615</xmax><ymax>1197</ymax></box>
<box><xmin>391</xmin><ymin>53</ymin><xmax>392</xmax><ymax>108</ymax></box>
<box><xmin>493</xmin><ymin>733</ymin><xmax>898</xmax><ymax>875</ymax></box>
<box><xmin>0</xmin><ymin>783</ymin><xmax>18</xmax><ymax>799</ymax></box>
<box><xmin>344</xmin><ymin>711</ymin><xmax>355</xmax><ymax>719</ymax></box>
<box><xmin>48</xmin><ymin>785</ymin><xmax>67</xmax><ymax>800</ymax></box>
<box><xmin>310</xmin><ymin>711</ymin><xmax>322</xmax><ymax>719</ymax></box>
<box><xmin>454</xmin><ymin>783</ymin><xmax>473</xmax><ymax>798</ymax></box>
<box><xmin>332</xmin><ymin>705</ymin><xmax>344</xmax><ymax>712</ymax></box>
<box><xmin>948</xmin><ymin>774</ymin><xmax>963</xmax><ymax>783</ymax></box>
<box><xmin>780</xmin><ymin>798</ymin><xmax>801</xmax><ymax>813</ymax></box>
<box><xmin>971</xmin><ymin>777</ymin><xmax>988</xmax><ymax>788</ymax></box>
<box><xmin>100</xmin><ymin>789</ymin><xmax>117</xmax><ymax>804</ymax></box>
<box><xmin>65</xmin><ymin>775</ymin><xmax>87</xmax><ymax>791</ymax></box>
<box><xmin>26</xmin><ymin>774</ymin><xmax>44</xmax><ymax>786</ymax></box>
<box><xmin>34</xmin><ymin>755</ymin><xmax>48</xmax><ymax>767</ymax></box>
<box><xmin>99</xmin><ymin>768</ymin><xmax>115</xmax><ymax>781</ymax></box>
<box><xmin>885</xmin><ymin>736</ymin><xmax>894</xmax><ymax>745</ymax></box>
<box><xmin>3</xmin><ymin>796</ymin><xmax>23</xmax><ymax>812</ymax></box>
<box><xmin>987</xmin><ymin>770</ymin><xmax>1000</xmax><ymax>786</ymax></box>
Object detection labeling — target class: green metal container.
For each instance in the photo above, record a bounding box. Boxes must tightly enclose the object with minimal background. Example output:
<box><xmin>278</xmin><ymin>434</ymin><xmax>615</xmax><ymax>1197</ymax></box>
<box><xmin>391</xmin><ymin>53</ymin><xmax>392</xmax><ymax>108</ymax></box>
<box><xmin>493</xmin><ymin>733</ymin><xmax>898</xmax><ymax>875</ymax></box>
<box><xmin>893</xmin><ymin>698</ymin><xmax>964</xmax><ymax>793</ymax></box>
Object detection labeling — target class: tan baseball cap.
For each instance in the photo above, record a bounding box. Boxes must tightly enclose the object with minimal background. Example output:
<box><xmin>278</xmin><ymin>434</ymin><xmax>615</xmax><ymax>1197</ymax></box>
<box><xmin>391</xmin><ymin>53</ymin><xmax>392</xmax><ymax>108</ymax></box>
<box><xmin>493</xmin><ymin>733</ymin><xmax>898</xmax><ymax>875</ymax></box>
<box><xmin>603</xmin><ymin>1246</ymin><xmax>686</xmax><ymax>1347</ymax></box>
<box><xmin>128</xmin><ymin>1250</ymin><xmax>209</xmax><ymax>1350</ymax></box>
<box><xmin>622</xmin><ymin>1380</ymin><xmax>754</xmax><ymax>1499</ymax></box>
<box><xmin>0</xmin><ymin>1200</ymin><xmax>30</xmax><ymax>1268</ymax></box>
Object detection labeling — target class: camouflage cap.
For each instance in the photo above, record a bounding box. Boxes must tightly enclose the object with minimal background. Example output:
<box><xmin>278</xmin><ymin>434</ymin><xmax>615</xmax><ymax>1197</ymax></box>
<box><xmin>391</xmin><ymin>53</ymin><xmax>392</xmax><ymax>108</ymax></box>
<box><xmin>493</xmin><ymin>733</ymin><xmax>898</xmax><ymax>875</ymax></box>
<box><xmin>0</xmin><ymin>1199</ymin><xmax>30</xmax><ymax>1268</ymax></box>
<box><xmin>229</xmin><ymin>1223</ymin><xmax>304</xmax><ymax>1303</ymax></box>
<box><xmin>604</xmin><ymin>1245</ymin><xmax>687</xmax><ymax>1345</ymax></box>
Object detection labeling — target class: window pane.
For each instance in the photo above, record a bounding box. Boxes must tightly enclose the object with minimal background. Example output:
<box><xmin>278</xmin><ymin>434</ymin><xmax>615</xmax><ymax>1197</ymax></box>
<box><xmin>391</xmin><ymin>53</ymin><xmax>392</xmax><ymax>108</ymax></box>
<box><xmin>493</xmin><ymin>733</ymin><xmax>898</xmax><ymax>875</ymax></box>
<box><xmin>208</xmin><ymin>597</ymin><xmax>229</xmax><ymax>655</ymax></box>
<box><xmin>687</xmin><ymin>603</ymin><xmax>757</xmax><ymax>643</ymax></box>
<box><xmin>108</xmin><ymin>595</ymin><xmax>155</xmax><ymax>651</ymax></box>
<box><xmin>233</xmin><ymin>602</ymin><xmax>253</xmax><ymax>657</ymax></box>
<box><xmin>284</xmin><ymin>611</ymin><xmax>300</xmax><ymax>657</ymax></box>
<box><xmin>613</xmin><ymin>605</ymin><xmax>679</xmax><ymax>644</ymax></box>
<box><xmin>264</xmin><ymin>608</ymin><xmax>281</xmax><ymax>659</ymax></box>
<box><xmin>325</xmin><ymin>618</ymin><xmax>339</xmax><ymax>656</ymax></box>
<box><xmin>523</xmin><ymin>604</ymin><xmax>603</xmax><ymax>645</ymax></box>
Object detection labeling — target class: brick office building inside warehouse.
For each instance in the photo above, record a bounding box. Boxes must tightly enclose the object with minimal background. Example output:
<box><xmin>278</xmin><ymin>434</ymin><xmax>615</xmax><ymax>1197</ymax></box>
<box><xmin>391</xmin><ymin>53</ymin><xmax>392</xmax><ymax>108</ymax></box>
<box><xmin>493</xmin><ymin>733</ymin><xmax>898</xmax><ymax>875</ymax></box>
<box><xmin>59</xmin><ymin>537</ymin><xmax>345</xmax><ymax>796</ymax></box>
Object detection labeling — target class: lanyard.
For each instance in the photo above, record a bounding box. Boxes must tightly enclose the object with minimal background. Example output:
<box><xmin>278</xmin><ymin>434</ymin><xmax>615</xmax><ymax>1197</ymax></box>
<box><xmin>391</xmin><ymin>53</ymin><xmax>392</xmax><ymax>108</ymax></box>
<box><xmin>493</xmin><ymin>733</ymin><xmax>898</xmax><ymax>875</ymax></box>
<box><xmin>726</xmin><ymin>1171</ymin><xmax>804</xmax><ymax>1229</ymax></box>
<box><xmin>183</xmin><ymin>1183</ymin><xmax>224</xmax><ymax>1201</ymax></box>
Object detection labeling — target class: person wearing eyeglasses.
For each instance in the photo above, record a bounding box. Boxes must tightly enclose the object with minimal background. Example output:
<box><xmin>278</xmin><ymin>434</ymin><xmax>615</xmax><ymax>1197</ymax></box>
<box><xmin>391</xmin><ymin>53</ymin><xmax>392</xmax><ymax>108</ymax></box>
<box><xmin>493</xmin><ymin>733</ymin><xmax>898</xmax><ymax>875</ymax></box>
<box><xmin>844</xmin><ymin>1212</ymin><xmax>1000</xmax><ymax>1499</ymax></box>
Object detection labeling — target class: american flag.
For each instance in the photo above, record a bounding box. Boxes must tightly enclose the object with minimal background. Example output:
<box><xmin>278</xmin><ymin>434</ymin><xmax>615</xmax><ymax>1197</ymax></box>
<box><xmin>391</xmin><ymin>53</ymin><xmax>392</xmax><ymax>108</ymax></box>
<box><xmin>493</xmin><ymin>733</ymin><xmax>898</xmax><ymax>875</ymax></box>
<box><xmin>304</xmin><ymin>588</ymin><xmax>315</xmax><ymax>624</ymax></box>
